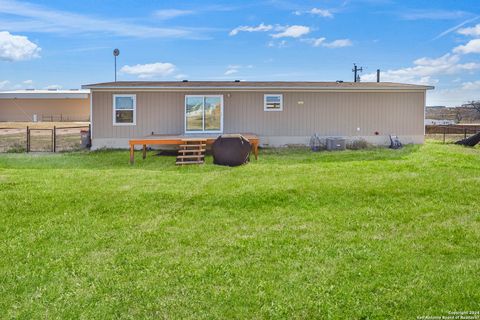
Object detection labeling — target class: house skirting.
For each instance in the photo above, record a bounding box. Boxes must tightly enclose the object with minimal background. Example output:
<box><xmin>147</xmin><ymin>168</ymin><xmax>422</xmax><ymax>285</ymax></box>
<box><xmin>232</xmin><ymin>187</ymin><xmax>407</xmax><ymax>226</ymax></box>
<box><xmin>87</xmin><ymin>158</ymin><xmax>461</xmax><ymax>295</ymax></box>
<box><xmin>91</xmin><ymin>135</ymin><xmax>424</xmax><ymax>150</ymax></box>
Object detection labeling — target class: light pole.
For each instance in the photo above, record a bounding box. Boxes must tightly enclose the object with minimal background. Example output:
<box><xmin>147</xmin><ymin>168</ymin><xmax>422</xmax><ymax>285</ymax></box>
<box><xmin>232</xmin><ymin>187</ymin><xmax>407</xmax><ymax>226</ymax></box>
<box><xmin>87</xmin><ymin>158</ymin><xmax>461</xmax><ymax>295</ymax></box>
<box><xmin>113</xmin><ymin>49</ymin><xmax>120</xmax><ymax>82</ymax></box>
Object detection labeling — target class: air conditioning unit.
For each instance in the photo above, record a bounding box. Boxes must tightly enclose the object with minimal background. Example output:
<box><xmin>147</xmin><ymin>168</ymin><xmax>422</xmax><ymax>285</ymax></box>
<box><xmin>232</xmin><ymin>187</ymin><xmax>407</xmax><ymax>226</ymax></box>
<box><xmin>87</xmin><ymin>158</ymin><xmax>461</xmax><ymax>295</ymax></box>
<box><xmin>326</xmin><ymin>137</ymin><xmax>346</xmax><ymax>151</ymax></box>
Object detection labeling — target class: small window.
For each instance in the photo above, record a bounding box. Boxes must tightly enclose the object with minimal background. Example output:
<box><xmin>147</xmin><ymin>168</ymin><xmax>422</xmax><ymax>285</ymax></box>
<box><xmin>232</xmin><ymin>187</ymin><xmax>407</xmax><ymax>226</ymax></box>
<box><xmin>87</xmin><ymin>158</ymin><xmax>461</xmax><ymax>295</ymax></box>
<box><xmin>264</xmin><ymin>94</ymin><xmax>283</xmax><ymax>111</ymax></box>
<box><xmin>113</xmin><ymin>94</ymin><xmax>136</xmax><ymax>125</ymax></box>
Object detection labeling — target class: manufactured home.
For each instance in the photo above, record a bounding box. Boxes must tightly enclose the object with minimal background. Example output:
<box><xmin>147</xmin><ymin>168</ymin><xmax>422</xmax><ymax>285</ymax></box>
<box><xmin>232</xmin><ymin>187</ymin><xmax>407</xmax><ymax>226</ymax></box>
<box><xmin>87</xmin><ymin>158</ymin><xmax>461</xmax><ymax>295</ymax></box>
<box><xmin>82</xmin><ymin>81</ymin><xmax>433</xmax><ymax>150</ymax></box>
<box><xmin>0</xmin><ymin>89</ymin><xmax>90</xmax><ymax>122</ymax></box>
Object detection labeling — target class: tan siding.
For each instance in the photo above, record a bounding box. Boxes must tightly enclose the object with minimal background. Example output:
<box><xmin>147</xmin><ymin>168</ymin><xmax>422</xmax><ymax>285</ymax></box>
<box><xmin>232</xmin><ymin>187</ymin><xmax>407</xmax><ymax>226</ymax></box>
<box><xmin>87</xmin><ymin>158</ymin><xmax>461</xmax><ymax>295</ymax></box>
<box><xmin>0</xmin><ymin>98</ymin><xmax>89</xmax><ymax>122</ymax></box>
<box><xmin>92</xmin><ymin>90</ymin><xmax>425</xmax><ymax>139</ymax></box>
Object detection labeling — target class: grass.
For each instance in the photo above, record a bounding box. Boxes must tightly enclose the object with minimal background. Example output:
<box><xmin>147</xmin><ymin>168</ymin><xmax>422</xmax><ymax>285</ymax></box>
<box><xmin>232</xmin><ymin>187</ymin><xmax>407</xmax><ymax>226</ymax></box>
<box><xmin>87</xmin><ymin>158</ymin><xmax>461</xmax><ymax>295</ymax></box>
<box><xmin>0</xmin><ymin>142</ymin><xmax>479</xmax><ymax>319</ymax></box>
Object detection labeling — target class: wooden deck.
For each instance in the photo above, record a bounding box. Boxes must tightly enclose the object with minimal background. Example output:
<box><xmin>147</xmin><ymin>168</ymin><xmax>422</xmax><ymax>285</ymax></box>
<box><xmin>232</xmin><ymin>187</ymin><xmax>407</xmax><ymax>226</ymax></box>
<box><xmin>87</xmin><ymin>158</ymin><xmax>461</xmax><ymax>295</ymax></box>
<box><xmin>128</xmin><ymin>133</ymin><xmax>259</xmax><ymax>164</ymax></box>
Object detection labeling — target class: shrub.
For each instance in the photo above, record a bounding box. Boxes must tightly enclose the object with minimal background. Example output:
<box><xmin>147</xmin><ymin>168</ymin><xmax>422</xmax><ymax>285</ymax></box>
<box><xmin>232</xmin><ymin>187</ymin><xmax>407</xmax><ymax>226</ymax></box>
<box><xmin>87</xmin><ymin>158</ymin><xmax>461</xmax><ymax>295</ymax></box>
<box><xmin>6</xmin><ymin>143</ymin><xmax>27</xmax><ymax>153</ymax></box>
<box><xmin>347</xmin><ymin>138</ymin><xmax>371</xmax><ymax>150</ymax></box>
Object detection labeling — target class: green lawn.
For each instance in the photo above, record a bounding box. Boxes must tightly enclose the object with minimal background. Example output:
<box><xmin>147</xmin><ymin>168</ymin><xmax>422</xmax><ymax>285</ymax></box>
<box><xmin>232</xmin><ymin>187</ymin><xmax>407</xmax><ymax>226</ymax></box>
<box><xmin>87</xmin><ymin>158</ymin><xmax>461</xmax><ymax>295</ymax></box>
<box><xmin>0</xmin><ymin>142</ymin><xmax>479</xmax><ymax>319</ymax></box>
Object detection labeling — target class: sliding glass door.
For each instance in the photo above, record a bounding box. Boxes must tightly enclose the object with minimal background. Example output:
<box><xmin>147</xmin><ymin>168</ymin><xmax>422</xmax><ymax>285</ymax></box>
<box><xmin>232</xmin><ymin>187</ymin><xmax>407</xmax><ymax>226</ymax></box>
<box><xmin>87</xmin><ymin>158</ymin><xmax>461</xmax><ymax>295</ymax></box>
<box><xmin>185</xmin><ymin>95</ymin><xmax>223</xmax><ymax>133</ymax></box>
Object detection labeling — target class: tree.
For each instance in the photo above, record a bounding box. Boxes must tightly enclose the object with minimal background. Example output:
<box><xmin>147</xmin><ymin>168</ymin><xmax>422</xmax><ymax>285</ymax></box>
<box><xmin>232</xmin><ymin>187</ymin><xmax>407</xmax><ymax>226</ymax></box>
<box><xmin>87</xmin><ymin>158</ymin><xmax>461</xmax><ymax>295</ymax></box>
<box><xmin>463</xmin><ymin>100</ymin><xmax>480</xmax><ymax>114</ymax></box>
<box><xmin>453</xmin><ymin>108</ymin><xmax>463</xmax><ymax>123</ymax></box>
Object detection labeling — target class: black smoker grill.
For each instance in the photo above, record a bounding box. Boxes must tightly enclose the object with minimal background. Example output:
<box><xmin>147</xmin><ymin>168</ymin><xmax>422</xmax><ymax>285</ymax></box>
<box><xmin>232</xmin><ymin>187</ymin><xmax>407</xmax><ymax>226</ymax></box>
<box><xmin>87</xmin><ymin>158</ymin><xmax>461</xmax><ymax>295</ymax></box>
<box><xmin>212</xmin><ymin>134</ymin><xmax>252</xmax><ymax>166</ymax></box>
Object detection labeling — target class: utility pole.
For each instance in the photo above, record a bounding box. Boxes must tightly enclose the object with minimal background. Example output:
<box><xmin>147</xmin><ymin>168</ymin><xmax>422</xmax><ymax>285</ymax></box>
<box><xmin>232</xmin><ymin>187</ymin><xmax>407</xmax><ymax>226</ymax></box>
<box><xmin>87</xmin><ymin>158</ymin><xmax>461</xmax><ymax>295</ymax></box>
<box><xmin>352</xmin><ymin>63</ymin><xmax>363</xmax><ymax>82</ymax></box>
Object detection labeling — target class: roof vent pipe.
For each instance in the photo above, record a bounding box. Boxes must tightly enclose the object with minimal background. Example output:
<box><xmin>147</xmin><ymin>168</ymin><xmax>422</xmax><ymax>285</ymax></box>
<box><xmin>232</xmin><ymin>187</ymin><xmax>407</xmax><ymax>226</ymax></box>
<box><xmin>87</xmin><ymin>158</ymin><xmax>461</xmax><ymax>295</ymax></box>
<box><xmin>376</xmin><ymin>69</ymin><xmax>380</xmax><ymax>82</ymax></box>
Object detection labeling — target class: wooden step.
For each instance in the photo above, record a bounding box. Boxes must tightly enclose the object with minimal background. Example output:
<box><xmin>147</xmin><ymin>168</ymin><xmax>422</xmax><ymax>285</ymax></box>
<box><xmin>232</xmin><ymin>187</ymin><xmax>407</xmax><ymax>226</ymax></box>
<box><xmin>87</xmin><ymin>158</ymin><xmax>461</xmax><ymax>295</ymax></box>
<box><xmin>178</xmin><ymin>149</ymin><xmax>206</xmax><ymax>153</ymax></box>
<box><xmin>176</xmin><ymin>160</ymin><xmax>204</xmax><ymax>165</ymax></box>
<box><xmin>181</xmin><ymin>138</ymin><xmax>207</xmax><ymax>142</ymax></box>
<box><xmin>177</xmin><ymin>154</ymin><xmax>205</xmax><ymax>159</ymax></box>
<box><xmin>176</xmin><ymin>139</ymin><xmax>206</xmax><ymax>165</ymax></box>
<box><xmin>179</xmin><ymin>144</ymin><xmax>206</xmax><ymax>148</ymax></box>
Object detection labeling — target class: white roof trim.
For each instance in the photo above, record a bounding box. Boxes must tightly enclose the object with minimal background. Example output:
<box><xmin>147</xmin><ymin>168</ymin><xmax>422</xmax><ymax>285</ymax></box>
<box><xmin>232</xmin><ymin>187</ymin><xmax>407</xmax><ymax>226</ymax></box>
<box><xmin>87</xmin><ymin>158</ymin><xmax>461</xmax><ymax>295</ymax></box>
<box><xmin>0</xmin><ymin>90</ymin><xmax>90</xmax><ymax>99</ymax></box>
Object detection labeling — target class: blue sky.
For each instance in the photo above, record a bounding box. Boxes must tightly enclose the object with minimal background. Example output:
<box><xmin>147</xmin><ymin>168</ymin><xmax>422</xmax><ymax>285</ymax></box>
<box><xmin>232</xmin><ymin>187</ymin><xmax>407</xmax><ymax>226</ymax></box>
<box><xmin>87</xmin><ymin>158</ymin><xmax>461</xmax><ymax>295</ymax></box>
<box><xmin>0</xmin><ymin>0</ymin><xmax>479</xmax><ymax>106</ymax></box>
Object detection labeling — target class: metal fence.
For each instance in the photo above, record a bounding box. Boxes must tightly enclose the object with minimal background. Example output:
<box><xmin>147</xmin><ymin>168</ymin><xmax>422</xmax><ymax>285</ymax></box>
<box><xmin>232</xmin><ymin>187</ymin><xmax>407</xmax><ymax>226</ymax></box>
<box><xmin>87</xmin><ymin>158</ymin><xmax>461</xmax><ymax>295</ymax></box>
<box><xmin>0</xmin><ymin>125</ymin><xmax>90</xmax><ymax>153</ymax></box>
<box><xmin>425</xmin><ymin>125</ymin><xmax>480</xmax><ymax>143</ymax></box>
<box><xmin>41</xmin><ymin>114</ymin><xmax>89</xmax><ymax>122</ymax></box>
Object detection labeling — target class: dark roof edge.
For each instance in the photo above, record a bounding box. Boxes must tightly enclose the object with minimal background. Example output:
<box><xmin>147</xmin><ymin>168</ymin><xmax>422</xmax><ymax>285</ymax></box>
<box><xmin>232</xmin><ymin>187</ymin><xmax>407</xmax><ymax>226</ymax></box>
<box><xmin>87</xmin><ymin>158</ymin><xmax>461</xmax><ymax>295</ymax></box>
<box><xmin>82</xmin><ymin>84</ymin><xmax>434</xmax><ymax>90</ymax></box>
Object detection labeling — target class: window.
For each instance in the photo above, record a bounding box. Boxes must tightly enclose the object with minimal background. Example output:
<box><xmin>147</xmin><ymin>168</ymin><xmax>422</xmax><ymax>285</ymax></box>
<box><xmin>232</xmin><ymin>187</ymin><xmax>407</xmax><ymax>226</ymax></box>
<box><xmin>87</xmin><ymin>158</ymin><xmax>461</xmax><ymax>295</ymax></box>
<box><xmin>113</xmin><ymin>94</ymin><xmax>136</xmax><ymax>125</ymax></box>
<box><xmin>264</xmin><ymin>94</ymin><xmax>283</xmax><ymax>111</ymax></box>
<box><xmin>185</xmin><ymin>95</ymin><xmax>223</xmax><ymax>133</ymax></box>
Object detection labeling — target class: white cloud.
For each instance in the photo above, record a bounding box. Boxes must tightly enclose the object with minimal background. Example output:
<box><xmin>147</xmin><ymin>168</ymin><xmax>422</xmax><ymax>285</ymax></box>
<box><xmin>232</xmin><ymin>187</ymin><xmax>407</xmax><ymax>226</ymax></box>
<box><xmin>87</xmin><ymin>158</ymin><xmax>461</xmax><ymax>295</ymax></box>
<box><xmin>414</xmin><ymin>54</ymin><xmax>460</xmax><ymax>68</ymax></box>
<box><xmin>271</xmin><ymin>25</ymin><xmax>310</xmax><ymax>38</ymax></box>
<box><xmin>458</xmin><ymin>23</ymin><xmax>480</xmax><ymax>37</ymax></box>
<box><xmin>45</xmin><ymin>84</ymin><xmax>62</xmax><ymax>90</ymax></box>
<box><xmin>303</xmin><ymin>37</ymin><xmax>352</xmax><ymax>48</ymax></box>
<box><xmin>294</xmin><ymin>8</ymin><xmax>333</xmax><ymax>18</ymax></box>
<box><xmin>0</xmin><ymin>0</ymin><xmax>194</xmax><ymax>38</ymax></box>
<box><xmin>427</xmin><ymin>85</ymin><xmax>480</xmax><ymax>106</ymax></box>
<box><xmin>310</xmin><ymin>37</ymin><xmax>326</xmax><ymax>46</ymax></box>
<box><xmin>120</xmin><ymin>62</ymin><xmax>176</xmax><ymax>79</ymax></box>
<box><xmin>304</xmin><ymin>37</ymin><xmax>327</xmax><ymax>47</ymax></box>
<box><xmin>461</xmin><ymin>80</ymin><xmax>480</xmax><ymax>90</ymax></box>
<box><xmin>174</xmin><ymin>74</ymin><xmax>188</xmax><ymax>80</ymax></box>
<box><xmin>224</xmin><ymin>68</ymin><xmax>238</xmax><ymax>75</ymax></box>
<box><xmin>154</xmin><ymin>9</ymin><xmax>194</xmax><ymax>20</ymax></box>
<box><xmin>0</xmin><ymin>80</ymin><xmax>10</xmax><ymax>89</ymax></box>
<box><xmin>229</xmin><ymin>23</ymin><xmax>272</xmax><ymax>36</ymax></box>
<box><xmin>433</xmin><ymin>16</ymin><xmax>480</xmax><ymax>40</ymax></box>
<box><xmin>359</xmin><ymin>33</ymin><xmax>480</xmax><ymax>106</ymax></box>
<box><xmin>223</xmin><ymin>64</ymin><xmax>252</xmax><ymax>75</ymax></box>
<box><xmin>400</xmin><ymin>9</ymin><xmax>467</xmax><ymax>20</ymax></box>
<box><xmin>309</xmin><ymin>8</ymin><xmax>333</xmax><ymax>18</ymax></box>
<box><xmin>322</xmin><ymin>39</ymin><xmax>352</xmax><ymax>48</ymax></box>
<box><xmin>0</xmin><ymin>31</ymin><xmax>40</xmax><ymax>61</ymax></box>
<box><xmin>362</xmin><ymin>54</ymin><xmax>480</xmax><ymax>84</ymax></box>
<box><xmin>155</xmin><ymin>4</ymin><xmax>238</xmax><ymax>21</ymax></box>
<box><xmin>453</xmin><ymin>39</ymin><xmax>480</xmax><ymax>54</ymax></box>
<box><xmin>267</xmin><ymin>40</ymin><xmax>288</xmax><ymax>48</ymax></box>
<box><xmin>23</xmin><ymin>79</ymin><xmax>33</xmax><ymax>84</ymax></box>
<box><xmin>230</xmin><ymin>24</ymin><xmax>311</xmax><ymax>39</ymax></box>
